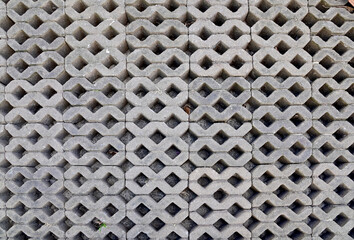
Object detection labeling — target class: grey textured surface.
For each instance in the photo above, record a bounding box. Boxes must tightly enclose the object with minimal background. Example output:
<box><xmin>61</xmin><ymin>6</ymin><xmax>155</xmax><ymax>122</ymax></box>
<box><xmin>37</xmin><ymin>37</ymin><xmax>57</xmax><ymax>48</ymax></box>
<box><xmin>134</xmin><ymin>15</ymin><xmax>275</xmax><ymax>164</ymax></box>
<box><xmin>0</xmin><ymin>0</ymin><xmax>353</xmax><ymax>239</ymax></box>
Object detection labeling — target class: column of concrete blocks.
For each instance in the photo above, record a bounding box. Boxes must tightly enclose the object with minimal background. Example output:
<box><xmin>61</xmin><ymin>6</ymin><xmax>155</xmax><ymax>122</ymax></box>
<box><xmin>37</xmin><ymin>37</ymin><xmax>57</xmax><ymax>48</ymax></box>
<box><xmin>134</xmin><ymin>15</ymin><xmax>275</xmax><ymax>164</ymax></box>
<box><xmin>0</xmin><ymin>2</ymin><xmax>8</xmax><ymax>239</ymax></box>
<box><xmin>308</xmin><ymin>1</ymin><xmax>354</xmax><ymax>239</ymax></box>
<box><xmin>124</xmin><ymin>0</ymin><xmax>190</xmax><ymax>239</ymax></box>
<box><xmin>63</xmin><ymin>0</ymin><xmax>127</xmax><ymax>239</ymax></box>
<box><xmin>187</xmin><ymin>0</ymin><xmax>253</xmax><ymax>239</ymax></box>
<box><xmin>2</xmin><ymin>0</ymin><xmax>68</xmax><ymax>239</ymax></box>
<box><xmin>249</xmin><ymin>0</ymin><xmax>314</xmax><ymax>239</ymax></box>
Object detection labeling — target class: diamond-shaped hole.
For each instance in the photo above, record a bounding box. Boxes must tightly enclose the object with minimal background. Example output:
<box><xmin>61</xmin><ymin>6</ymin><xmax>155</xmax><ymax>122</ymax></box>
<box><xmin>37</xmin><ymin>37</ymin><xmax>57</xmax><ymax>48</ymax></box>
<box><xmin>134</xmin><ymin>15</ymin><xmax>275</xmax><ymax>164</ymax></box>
<box><xmin>228</xmin><ymin>146</ymin><xmax>244</xmax><ymax>160</ymax></box>
<box><xmin>259</xmin><ymin>27</ymin><xmax>273</xmax><ymax>40</ymax></box>
<box><xmin>287</xmin><ymin>0</ymin><xmax>301</xmax><ymax>12</ymax></box>
<box><xmin>198</xmin><ymin>175</ymin><xmax>212</xmax><ymax>188</ymax></box>
<box><xmin>134</xmin><ymin>145</ymin><xmax>150</xmax><ymax>159</ymax></box>
<box><xmin>134</xmin><ymin>173</ymin><xmax>148</xmax><ymax>187</ymax></box>
<box><xmin>29</xmin><ymin>217</ymin><xmax>45</xmax><ymax>231</ymax></box>
<box><xmin>316</xmin><ymin>0</ymin><xmax>329</xmax><ymax>13</ymax></box>
<box><xmin>167</xmin><ymin>56</ymin><xmax>182</xmax><ymax>70</ymax></box>
<box><xmin>228</xmin><ymin>174</ymin><xmax>243</xmax><ymax>187</ymax></box>
<box><xmin>229</xmin><ymin>83</ymin><xmax>244</xmax><ymax>97</ymax></box>
<box><xmin>290</xmin><ymin>142</ymin><xmax>304</xmax><ymax>156</ymax></box>
<box><xmin>103</xmin><ymin>0</ymin><xmax>118</xmax><ymax>12</ymax></box>
<box><xmin>291</xmin><ymin>55</ymin><xmax>306</xmax><ymax>69</ymax></box>
<box><xmin>273</xmin><ymin>185</ymin><xmax>289</xmax><ymax>199</ymax></box>
<box><xmin>149</xmin><ymin>188</ymin><xmax>165</xmax><ymax>202</ymax></box>
<box><xmin>15</xmin><ymin>59</ymin><xmax>29</xmax><ymax>73</ymax></box>
<box><xmin>104</xmin><ymin>203</ymin><xmax>118</xmax><ymax>216</ymax></box>
<box><xmin>165</xmin><ymin>115</ymin><xmax>180</xmax><ymax>128</ymax></box>
<box><xmin>275</xmin><ymin>215</ymin><xmax>289</xmax><ymax>228</ymax></box>
<box><xmin>275</xmin><ymin>127</ymin><xmax>290</xmax><ymax>141</ymax></box>
<box><xmin>103</xmin><ymin>26</ymin><xmax>118</xmax><ymax>40</ymax></box>
<box><xmin>150</xmin><ymin>218</ymin><xmax>165</xmax><ymax>231</ymax></box>
<box><xmin>260</xmin><ymin>113</ymin><xmax>275</xmax><ymax>127</ymax></box>
<box><xmin>102</xmin><ymin>83</ymin><xmax>117</xmax><ymax>98</ymax></box>
<box><xmin>29</xmin><ymin>15</ymin><xmax>43</xmax><ymax>29</ymax></box>
<box><xmin>333</xmin><ymin>98</ymin><xmax>347</xmax><ymax>111</ymax></box>
<box><xmin>14</xmin><ymin>30</ymin><xmax>29</xmax><ymax>45</ymax></box>
<box><xmin>228</xmin><ymin>26</ymin><xmax>243</xmax><ymax>40</ymax></box>
<box><xmin>230</xmin><ymin>56</ymin><xmax>245</xmax><ymax>69</ymax></box>
<box><xmin>260</xmin><ymin>171</ymin><xmax>274</xmax><ymax>185</ymax></box>
<box><xmin>149</xmin><ymin>159</ymin><xmax>165</xmax><ymax>173</ymax></box>
<box><xmin>213</xmin><ymin>189</ymin><xmax>228</xmax><ymax>202</ymax></box>
<box><xmin>165</xmin><ymin>145</ymin><xmax>181</xmax><ymax>159</ymax></box>
<box><xmin>136</xmin><ymin>203</ymin><xmax>150</xmax><ymax>216</ymax></box>
<box><xmin>197</xmin><ymin>146</ymin><xmax>212</xmax><ymax>160</ymax></box>
<box><xmin>317</xmin><ymin>27</ymin><xmax>331</xmax><ymax>41</ymax></box>
<box><xmin>134</xmin><ymin>85</ymin><xmax>148</xmax><ymax>98</ymax></box>
<box><xmin>166</xmin><ymin>27</ymin><xmax>180</xmax><ymax>40</ymax></box>
<box><xmin>198</xmin><ymin>84</ymin><xmax>212</xmax><ymax>97</ymax></box>
<box><xmin>88</xmin><ymin>41</ymin><xmax>103</xmax><ymax>55</ymax></box>
<box><xmin>333</xmin><ymin>42</ymin><xmax>348</xmax><ymax>56</ymax></box>
<box><xmin>257</xmin><ymin>0</ymin><xmax>271</xmax><ymax>12</ymax></box>
<box><xmin>261</xmin><ymin>55</ymin><xmax>276</xmax><ymax>68</ymax></box>
<box><xmin>213</xmin><ymin>131</ymin><xmax>229</xmax><ymax>145</ymax></box>
<box><xmin>196</xmin><ymin>204</ymin><xmax>212</xmax><ymax>218</ymax></box>
<box><xmin>319</xmin><ymin>56</ymin><xmax>334</xmax><ymax>70</ymax></box>
<box><xmin>14</xmin><ymin>2</ymin><xmax>29</xmax><ymax>15</ymax></box>
<box><xmin>260</xmin><ymin>82</ymin><xmax>275</xmax><ymax>97</ymax></box>
<box><xmin>136</xmin><ymin>56</ymin><xmax>151</xmax><ymax>70</ymax></box>
<box><xmin>199</xmin><ymin>56</ymin><xmax>213</xmax><ymax>70</ymax></box>
<box><xmin>214</xmin><ymin>41</ymin><xmax>228</xmax><ymax>55</ymax></box>
<box><xmin>228</xmin><ymin>203</ymin><xmax>243</xmax><ymax>217</ymax></box>
<box><xmin>289</xmin><ymin>170</ymin><xmax>304</xmax><ymax>184</ymax></box>
<box><xmin>212</xmin><ymin>13</ymin><xmax>226</xmax><ymax>26</ymax></box>
<box><xmin>334</xmin><ymin>213</ymin><xmax>349</xmax><ymax>227</ymax></box>
<box><xmin>72</xmin><ymin>0</ymin><xmax>87</xmax><ymax>13</ymax></box>
<box><xmin>331</xmin><ymin>14</ymin><xmax>345</xmax><ymax>27</ymax></box>
<box><xmin>260</xmin><ymin>142</ymin><xmax>275</xmax><ymax>156</ymax></box>
<box><xmin>213</xmin><ymin>99</ymin><xmax>228</xmax><ymax>113</ymax></box>
<box><xmin>319</xmin><ymin>169</ymin><xmax>334</xmax><ymax>183</ymax></box>
<box><xmin>102</xmin><ymin>55</ymin><xmax>118</xmax><ymax>69</ymax></box>
<box><xmin>290</xmin><ymin>113</ymin><xmax>304</xmax><ymax>126</ymax></box>
<box><xmin>319</xmin><ymin>113</ymin><xmax>333</xmax><ymax>126</ymax></box>
<box><xmin>150</xmin><ymin>131</ymin><xmax>165</xmax><ymax>144</ymax></box>
<box><xmin>212</xmin><ymin>160</ymin><xmax>228</xmax><ymax>174</ymax></box>
<box><xmin>276</xmin><ymin>41</ymin><xmax>290</xmax><ymax>54</ymax></box>
<box><xmin>289</xmin><ymin>27</ymin><xmax>303</xmax><ymax>40</ymax></box>
<box><xmin>289</xmin><ymin>82</ymin><xmax>304</xmax><ymax>97</ymax></box>
<box><xmin>213</xmin><ymin>218</ymin><xmax>228</xmax><ymax>231</ymax></box>
<box><xmin>43</xmin><ymin>58</ymin><xmax>58</xmax><ymax>72</ymax></box>
<box><xmin>274</xmin><ymin>13</ymin><xmax>287</xmax><ymax>26</ymax></box>
<box><xmin>165</xmin><ymin>203</ymin><xmax>181</xmax><ymax>216</ymax></box>
<box><xmin>319</xmin><ymin>142</ymin><xmax>334</xmax><ymax>156</ymax></box>
<box><xmin>72</xmin><ymin>57</ymin><xmax>87</xmax><ymax>70</ymax></box>
<box><xmin>165</xmin><ymin>173</ymin><xmax>180</xmax><ymax>187</ymax></box>
<box><xmin>196</xmin><ymin>0</ymin><xmax>210</xmax><ymax>12</ymax></box>
<box><xmin>166</xmin><ymin>84</ymin><xmax>180</xmax><ymax>98</ymax></box>
<box><xmin>150</xmin><ymin>99</ymin><xmax>166</xmax><ymax>113</ymax></box>
<box><xmin>150</xmin><ymin>13</ymin><xmax>164</xmax><ymax>26</ymax></box>
<box><xmin>333</xmin><ymin>128</ymin><xmax>347</xmax><ymax>141</ymax></box>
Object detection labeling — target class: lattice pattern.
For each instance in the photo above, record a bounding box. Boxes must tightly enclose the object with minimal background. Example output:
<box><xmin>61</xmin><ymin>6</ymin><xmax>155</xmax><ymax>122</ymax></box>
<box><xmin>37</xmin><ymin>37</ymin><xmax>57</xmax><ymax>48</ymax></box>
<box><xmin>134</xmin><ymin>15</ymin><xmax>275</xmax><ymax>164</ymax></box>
<box><xmin>0</xmin><ymin>0</ymin><xmax>353</xmax><ymax>239</ymax></box>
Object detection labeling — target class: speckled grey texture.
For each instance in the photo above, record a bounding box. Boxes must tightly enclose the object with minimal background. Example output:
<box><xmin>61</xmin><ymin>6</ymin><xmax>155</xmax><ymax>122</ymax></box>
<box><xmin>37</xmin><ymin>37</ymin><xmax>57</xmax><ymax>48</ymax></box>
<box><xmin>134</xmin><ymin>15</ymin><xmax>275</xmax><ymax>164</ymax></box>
<box><xmin>0</xmin><ymin>0</ymin><xmax>353</xmax><ymax>239</ymax></box>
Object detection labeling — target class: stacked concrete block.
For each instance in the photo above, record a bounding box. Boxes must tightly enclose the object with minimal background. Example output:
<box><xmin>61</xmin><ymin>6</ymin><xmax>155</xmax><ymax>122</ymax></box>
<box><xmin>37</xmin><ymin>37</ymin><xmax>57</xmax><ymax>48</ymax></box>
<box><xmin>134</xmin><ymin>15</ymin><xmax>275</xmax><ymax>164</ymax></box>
<box><xmin>189</xmin><ymin>167</ymin><xmax>252</xmax><ymax>239</ymax></box>
<box><xmin>307</xmin><ymin>1</ymin><xmax>354</xmax><ymax>239</ymax></box>
<box><xmin>124</xmin><ymin>0</ymin><xmax>190</xmax><ymax>239</ymax></box>
<box><xmin>0</xmin><ymin>0</ymin><xmax>352</xmax><ymax>238</ymax></box>
<box><xmin>63</xmin><ymin>0</ymin><xmax>128</xmax><ymax>239</ymax></box>
<box><xmin>1</xmin><ymin>1</ymin><xmax>67</xmax><ymax>239</ymax></box>
<box><xmin>187</xmin><ymin>1</ymin><xmax>254</xmax><ymax>239</ymax></box>
<box><xmin>248</xmin><ymin>1</ymin><xmax>316</xmax><ymax>238</ymax></box>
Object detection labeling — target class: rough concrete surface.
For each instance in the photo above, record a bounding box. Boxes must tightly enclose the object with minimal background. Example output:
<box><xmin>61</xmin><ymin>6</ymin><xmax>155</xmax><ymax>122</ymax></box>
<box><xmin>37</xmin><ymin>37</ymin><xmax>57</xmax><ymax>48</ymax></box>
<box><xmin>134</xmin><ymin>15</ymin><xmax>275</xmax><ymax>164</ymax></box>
<box><xmin>0</xmin><ymin>0</ymin><xmax>353</xmax><ymax>239</ymax></box>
